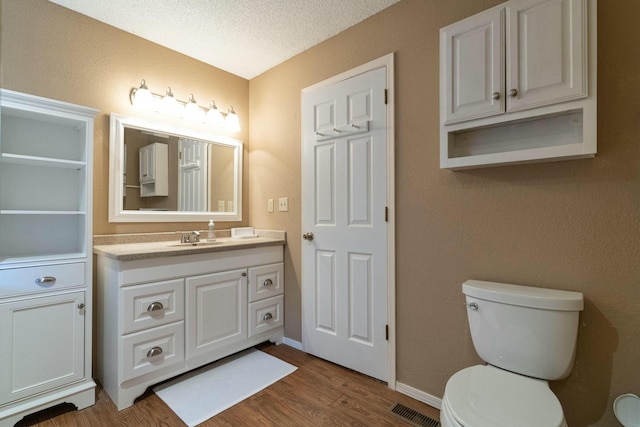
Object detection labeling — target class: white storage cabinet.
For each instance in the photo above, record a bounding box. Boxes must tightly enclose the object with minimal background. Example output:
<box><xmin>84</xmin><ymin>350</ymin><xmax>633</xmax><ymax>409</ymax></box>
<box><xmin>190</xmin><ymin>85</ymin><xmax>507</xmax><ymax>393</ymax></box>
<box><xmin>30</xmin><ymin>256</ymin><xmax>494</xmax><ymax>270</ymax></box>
<box><xmin>139</xmin><ymin>142</ymin><xmax>168</xmax><ymax>197</ymax></box>
<box><xmin>440</xmin><ymin>0</ymin><xmax>597</xmax><ymax>169</ymax></box>
<box><xmin>0</xmin><ymin>89</ymin><xmax>97</xmax><ymax>426</ymax></box>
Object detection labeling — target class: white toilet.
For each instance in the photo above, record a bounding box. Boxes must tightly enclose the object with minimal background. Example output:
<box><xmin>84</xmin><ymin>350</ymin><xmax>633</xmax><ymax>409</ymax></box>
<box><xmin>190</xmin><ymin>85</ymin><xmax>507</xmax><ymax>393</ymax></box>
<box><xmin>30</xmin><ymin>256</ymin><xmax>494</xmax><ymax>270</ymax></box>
<box><xmin>441</xmin><ymin>279</ymin><xmax>584</xmax><ymax>427</ymax></box>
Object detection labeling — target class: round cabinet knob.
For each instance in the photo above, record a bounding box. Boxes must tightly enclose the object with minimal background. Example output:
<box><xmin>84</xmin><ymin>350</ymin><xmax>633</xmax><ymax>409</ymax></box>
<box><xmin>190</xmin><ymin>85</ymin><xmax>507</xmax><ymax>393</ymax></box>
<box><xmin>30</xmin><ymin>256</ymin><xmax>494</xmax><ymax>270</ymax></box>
<box><xmin>467</xmin><ymin>302</ymin><xmax>479</xmax><ymax>310</ymax></box>
<box><xmin>263</xmin><ymin>312</ymin><xmax>273</xmax><ymax>321</ymax></box>
<box><xmin>508</xmin><ymin>88</ymin><xmax>518</xmax><ymax>97</ymax></box>
<box><xmin>263</xmin><ymin>278</ymin><xmax>273</xmax><ymax>287</ymax></box>
<box><xmin>147</xmin><ymin>302</ymin><xmax>164</xmax><ymax>312</ymax></box>
<box><xmin>77</xmin><ymin>303</ymin><xmax>85</xmax><ymax>310</ymax></box>
<box><xmin>146</xmin><ymin>347</ymin><xmax>163</xmax><ymax>358</ymax></box>
<box><xmin>242</xmin><ymin>272</ymin><xmax>247</xmax><ymax>277</ymax></box>
<box><xmin>492</xmin><ymin>92</ymin><xmax>500</xmax><ymax>100</ymax></box>
<box><xmin>302</xmin><ymin>232</ymin><xmax>314</xmax><ymax>241</ymax></box>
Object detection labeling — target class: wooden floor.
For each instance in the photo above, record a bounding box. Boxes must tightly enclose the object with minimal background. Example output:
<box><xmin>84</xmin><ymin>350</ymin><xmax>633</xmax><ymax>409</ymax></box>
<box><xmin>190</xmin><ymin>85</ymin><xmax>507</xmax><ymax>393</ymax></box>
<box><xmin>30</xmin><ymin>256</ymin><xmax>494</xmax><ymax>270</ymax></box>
<box><xmin>19</xmin><ymin>343</ymin><xmax>440</xmax><ymax>426</ymax></box>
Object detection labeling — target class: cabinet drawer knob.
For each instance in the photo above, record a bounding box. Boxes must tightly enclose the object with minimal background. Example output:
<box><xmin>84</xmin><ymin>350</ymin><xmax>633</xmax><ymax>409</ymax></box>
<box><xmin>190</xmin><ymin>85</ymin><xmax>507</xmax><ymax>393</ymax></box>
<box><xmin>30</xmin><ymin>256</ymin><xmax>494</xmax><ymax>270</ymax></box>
<box><xmin>492</xmin><ymin>92</ymin><xmax>500</xmax><ymax>100</ymax></box>
<box><xmin>35</xmin><ymin>276</ymin><xmax>56</xmax><ymax>285</ymax></box>
<box><xmin>77</xmin><ymin>303</ymin><xmax>85</xmax><ymax>310</ymax></box>
<box><xmin>508</xmin><ymin>88</ymin><xmax>518</xmax><ymax>97</ymax></box>
<box><xmin>242</xmin><ymin>272</ymin><xmax>247</xmax><ymax>277</ymax></box>
<box><xmin>263</xmin><ymin>278</ymin><xmax>274</xmax><ymax>287</ymax></box>
<box><xmin>263</xmin><ymin>312</ymin><xmax>273</xmax><ymax>321</ymax></box>
<box><xmin>147</xmin><ymin>302</ymin><xmax>164</xmax><ymax>312</ymax></box>
<box><xmin>146</xmin><ymin>347</ymin><xmax>163</xmax><ymax>358</ymax></box>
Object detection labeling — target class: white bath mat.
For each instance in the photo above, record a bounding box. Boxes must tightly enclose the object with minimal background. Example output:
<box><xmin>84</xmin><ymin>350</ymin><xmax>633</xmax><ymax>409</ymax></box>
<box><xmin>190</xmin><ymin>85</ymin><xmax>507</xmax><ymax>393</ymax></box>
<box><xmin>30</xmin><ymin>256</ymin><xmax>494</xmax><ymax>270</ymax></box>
<box><xmin>153</xmin><ymin>348</ymin><xmax>297</xmax><ymax>426</ymax></box>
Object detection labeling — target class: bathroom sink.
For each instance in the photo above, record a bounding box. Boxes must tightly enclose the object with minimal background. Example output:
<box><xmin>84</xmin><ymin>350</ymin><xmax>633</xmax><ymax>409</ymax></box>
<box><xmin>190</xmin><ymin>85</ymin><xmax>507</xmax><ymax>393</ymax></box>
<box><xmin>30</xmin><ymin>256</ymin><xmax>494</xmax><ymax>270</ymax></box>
<box><xmin>166</xmin><ymin>241</ymin><xmax>223</xmax><ymax>248</ymax></box>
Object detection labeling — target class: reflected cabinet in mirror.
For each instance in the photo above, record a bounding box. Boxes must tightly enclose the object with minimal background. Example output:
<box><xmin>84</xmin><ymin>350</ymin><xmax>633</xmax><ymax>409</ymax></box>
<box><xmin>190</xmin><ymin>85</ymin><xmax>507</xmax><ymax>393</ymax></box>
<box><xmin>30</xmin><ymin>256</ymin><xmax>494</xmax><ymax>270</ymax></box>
<box><xmin>109</xmin><ymin>114</ymin><xmax>242</xmax><ymax>222</ymax></box>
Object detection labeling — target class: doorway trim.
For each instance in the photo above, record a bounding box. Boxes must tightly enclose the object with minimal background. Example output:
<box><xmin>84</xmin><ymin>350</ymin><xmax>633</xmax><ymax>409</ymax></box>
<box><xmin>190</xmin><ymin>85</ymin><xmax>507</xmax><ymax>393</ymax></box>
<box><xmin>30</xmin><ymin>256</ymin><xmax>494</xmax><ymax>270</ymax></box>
<box><xmin>301</xmin><ymin>52</ymin><xmax>396</xmax><ymax>388</ymax></box>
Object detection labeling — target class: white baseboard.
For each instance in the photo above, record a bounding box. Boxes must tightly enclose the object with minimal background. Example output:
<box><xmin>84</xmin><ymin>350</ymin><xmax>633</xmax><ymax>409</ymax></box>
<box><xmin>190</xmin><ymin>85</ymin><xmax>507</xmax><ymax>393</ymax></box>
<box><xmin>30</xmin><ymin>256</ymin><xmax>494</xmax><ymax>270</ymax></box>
<box><xmin>282</xmin><ymin>337</ymin><xmax>303</xmax><ymax>351</ymax></box>
<box><xmin>395</xmin><ymin>382</ymin><xmax>442</xmax><ymax>410</ymax></box>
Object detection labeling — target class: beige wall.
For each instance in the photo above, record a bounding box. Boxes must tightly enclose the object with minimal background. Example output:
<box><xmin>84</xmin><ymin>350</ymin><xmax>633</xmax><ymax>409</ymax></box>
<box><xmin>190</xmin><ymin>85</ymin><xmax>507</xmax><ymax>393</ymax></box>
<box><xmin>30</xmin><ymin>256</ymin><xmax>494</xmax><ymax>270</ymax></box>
<box><xmin>0</xmin><ymin>0</ymin><xmax>250</xmax><ymax>235</ymax></box>
<box><xmin>2</xmin><ymin>0</ymin><xmax>639</xmax><ymax>425</ymax></box>
<box><xmin>249</xmin><ymin>1</ymin><xmax>640</xmax><ymax>426</ymax></box>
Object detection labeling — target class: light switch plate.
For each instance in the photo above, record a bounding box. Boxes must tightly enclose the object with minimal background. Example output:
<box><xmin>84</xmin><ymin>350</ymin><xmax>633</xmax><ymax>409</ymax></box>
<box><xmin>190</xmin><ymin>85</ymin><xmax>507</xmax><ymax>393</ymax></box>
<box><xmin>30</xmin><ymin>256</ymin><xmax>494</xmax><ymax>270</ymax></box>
<box><xmin>278</xmin><ymin>197</ymin><xmax>289</xmax><ymax>212</ymax></box>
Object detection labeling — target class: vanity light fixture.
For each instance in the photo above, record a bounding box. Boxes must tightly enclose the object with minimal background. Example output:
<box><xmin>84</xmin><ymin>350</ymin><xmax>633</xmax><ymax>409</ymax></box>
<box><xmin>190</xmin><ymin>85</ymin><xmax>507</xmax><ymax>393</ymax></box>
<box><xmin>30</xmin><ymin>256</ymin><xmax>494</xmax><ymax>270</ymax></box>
<box><xmin>130</xmin><ymin>79</ymin><xmax>241</xmax><ymax>132</ymax></box>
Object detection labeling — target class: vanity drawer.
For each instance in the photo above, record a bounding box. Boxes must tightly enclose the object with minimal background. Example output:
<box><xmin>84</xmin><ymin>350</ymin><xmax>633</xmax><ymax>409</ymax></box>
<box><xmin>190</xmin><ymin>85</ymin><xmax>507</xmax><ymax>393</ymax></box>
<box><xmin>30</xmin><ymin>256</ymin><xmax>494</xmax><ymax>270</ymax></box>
<box><xmin>248</xmin><ymin>295</ymin><xmax>283</xmax><ymax>337</ymax></box>
<box><xmin>0</xmin><ymin>262</ymin><xmax>85</xmax><ymax>298</ymax></box>
<box><xmin>248</xmin><ymin>263</ymin><xmax>283</xmax><ymax>303</ymax></box>
<box><xmin>121</xmin><ymin>321</ymin><xmax>184</xmax><ymax>382</ymax></box>
<box><xmin>121</xmin><ymin>279</ymin><xmax>184</xmax><ymax>334</ymax></box>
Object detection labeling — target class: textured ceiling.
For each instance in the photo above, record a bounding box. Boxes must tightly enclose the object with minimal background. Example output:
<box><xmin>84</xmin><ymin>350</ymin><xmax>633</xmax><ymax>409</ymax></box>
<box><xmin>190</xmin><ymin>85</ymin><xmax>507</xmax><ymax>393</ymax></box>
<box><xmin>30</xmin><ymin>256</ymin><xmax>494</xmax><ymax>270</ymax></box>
<box><xmin>48</xmin><ymin>0</ymin><xmax>400</xmax><ymax>79</ymax></box>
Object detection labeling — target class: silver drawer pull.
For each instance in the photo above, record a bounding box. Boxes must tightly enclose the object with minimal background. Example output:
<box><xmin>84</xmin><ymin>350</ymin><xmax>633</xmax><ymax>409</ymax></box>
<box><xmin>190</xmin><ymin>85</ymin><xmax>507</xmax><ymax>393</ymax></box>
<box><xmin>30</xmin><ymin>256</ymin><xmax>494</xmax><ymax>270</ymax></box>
<box><xmin>147</xmin><ymin>302</ymin><xmax>164</xmax><ymax>312</ymax></box>
<box><xmin>146</xmin><ymin>347</ymin><xmax>163</xmax><ymax>358</ymax></box>
<box><xmin>35</xmin><ymin>276</ymin><xmax>56</xmax><ymax>285</ymax></box>
<box><xmin>263</xmin><ymin>278</ymin><xmax>273</xmax><ymax>287</ymax></box>
<box><xmin>263</xmin><ymin>312</ymin><xmax>273</xmax><ymax>321</ymax></box>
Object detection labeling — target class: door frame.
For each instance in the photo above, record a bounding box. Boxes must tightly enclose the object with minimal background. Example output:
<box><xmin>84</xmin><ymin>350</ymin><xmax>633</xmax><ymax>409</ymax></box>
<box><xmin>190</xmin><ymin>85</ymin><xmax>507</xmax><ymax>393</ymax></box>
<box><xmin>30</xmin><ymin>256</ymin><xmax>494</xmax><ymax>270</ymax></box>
<box><xmin>301</xmin><ymin>53</ymin><xmax>396</xmax><ymax>388</ymax></box>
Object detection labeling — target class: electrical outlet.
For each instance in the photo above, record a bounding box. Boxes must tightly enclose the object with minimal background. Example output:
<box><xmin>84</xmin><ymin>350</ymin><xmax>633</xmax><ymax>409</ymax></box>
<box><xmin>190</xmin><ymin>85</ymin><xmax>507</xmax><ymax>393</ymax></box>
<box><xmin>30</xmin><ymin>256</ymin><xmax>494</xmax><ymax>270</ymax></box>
<box><xmin>268</xmin><ymin>198</ymin><xmax>274</xmax><ymax>213</ymax></box>
<box><xmin>278</xmin><ymin>197</ymin><xmax>289</xmax><ymax>212</ymax></box>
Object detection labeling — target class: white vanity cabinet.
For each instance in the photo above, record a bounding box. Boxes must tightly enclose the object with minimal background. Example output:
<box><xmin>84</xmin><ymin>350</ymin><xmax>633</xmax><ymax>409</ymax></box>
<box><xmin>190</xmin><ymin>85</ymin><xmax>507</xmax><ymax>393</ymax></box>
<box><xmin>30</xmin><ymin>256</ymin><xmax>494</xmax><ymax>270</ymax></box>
<box><xmin>0</xmin><ymin>89</ymin><xmax>97</xmax><ymax>426</ymax></box>
<box><xmin>96</xmin><ymin>243</ymin><xmax>285</xmax><ymax>410</ymax></box>
<box><xmin>440</xmin><ymin>0</ymin><xmax>597</xmax><ymax>169</ymax></box>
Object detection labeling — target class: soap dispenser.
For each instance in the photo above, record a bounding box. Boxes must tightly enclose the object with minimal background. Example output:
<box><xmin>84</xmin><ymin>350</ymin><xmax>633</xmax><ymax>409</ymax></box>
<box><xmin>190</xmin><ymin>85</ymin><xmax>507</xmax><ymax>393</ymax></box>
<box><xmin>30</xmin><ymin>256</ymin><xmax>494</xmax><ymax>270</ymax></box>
<box><xmin>207</xmin><ymin>219</ymin><xmax>216</xmax><ymax>241</ymax></box>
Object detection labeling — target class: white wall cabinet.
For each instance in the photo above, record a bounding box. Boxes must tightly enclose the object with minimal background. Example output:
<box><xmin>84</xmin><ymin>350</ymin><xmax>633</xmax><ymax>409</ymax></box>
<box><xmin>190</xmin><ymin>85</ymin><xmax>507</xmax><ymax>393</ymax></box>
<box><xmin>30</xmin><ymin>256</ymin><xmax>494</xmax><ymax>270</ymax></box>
<box><xmin>0</xmin><ymin>89</ymin><xmax>97</xmax><ymax>426</ymax></box>
<box><xmin>139</xmin><ymin>142</ymin><xmax>168</xmax><ymax>197</ymax></box>
<box><xmin>96</xmin><ymin>245</ymin><xmax>284</xmax><ymax>410</ymax></box>
<box><xmin>440</xmin><ymin>0</ymin><xmax>596</xmax><ymax>169</ymax></box>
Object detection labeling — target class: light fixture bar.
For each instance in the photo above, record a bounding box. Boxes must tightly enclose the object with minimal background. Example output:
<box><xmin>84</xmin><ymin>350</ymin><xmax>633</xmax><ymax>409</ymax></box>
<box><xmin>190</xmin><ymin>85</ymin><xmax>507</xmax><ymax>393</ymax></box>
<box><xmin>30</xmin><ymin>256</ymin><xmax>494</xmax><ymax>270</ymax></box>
<box><xmin>130</xmin><ymin>79</ymin><xmax>240</xmax><ymax>132</ymax></box>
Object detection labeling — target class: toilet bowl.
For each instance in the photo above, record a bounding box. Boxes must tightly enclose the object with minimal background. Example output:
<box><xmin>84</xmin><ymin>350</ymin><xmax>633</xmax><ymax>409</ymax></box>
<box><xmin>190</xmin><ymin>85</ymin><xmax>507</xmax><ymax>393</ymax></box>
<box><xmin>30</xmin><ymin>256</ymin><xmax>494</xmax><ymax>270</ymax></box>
<box><xmin>440</xmin><ymin>365</ymin><xmax>566</xmax><ymax>427</ymax></box>
<box><xmin>442</xmin><ymin>280</ymin><xmax>584</xmax><ymax>427</ymax></box>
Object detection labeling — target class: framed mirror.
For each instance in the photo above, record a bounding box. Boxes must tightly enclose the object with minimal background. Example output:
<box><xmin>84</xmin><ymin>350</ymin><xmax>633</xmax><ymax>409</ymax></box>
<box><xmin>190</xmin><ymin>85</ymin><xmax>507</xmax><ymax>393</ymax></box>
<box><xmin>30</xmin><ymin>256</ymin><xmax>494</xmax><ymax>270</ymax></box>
<box><xmin>109</xmin><ymin>113</ymin><xmax>242</xmax><ymax>222</ymax></box>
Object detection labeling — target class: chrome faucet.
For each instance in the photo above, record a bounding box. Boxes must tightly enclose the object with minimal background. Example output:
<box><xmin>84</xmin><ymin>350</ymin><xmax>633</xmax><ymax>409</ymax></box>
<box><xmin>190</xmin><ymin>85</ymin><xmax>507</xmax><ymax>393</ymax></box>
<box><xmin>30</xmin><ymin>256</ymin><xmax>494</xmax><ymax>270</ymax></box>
<box><xmin>181</xmin><ymin>230</ymin><xmax>201</xmax><ymax>244</ymax></box>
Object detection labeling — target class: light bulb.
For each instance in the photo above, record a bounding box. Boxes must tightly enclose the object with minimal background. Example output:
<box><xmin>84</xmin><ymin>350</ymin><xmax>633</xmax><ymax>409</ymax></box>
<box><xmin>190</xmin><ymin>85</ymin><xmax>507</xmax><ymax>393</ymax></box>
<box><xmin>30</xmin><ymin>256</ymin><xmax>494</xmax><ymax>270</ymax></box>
<box><xmin>185</xmin><ymin>94</ymin><xmax>205</xmax><ymax>121</ymax></box>
<box><xmin>133</xmin><ymin>79</ymin><xmax>152</xmax><ymax>108</ymax></box>
<box><xmin>224</xmin><ymin>106</ymin><xmax>241</xmax><ymax>132</ymax></box>
<box><xmin>160</xmin><ymin>87</ymin><xmax>181</xmax><ymax>116</ymax></box>
<box><xmin>206</xmin><ymin>101</ymin><xmax>225</xmax><ymax>127</ymax></box>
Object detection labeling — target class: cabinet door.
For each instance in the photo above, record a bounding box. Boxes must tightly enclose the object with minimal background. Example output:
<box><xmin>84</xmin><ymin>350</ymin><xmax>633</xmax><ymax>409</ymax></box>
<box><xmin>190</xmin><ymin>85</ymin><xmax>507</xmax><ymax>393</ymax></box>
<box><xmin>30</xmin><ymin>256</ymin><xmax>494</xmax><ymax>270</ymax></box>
<box><xmin>441</xmin><ymin>7</ymin><xmax>504</xmax><ymax>124</ymax></box>
<box><xmin>185</xmin><ymin>270</ymin><xmax>247</xmax><ymax>360</ymax></box>
<box><xmin>506</xmin><ymin>0</ymin><xmax>586</xmax><ymax>111</ymax></box>
<box><xmin>0</xmin><ymin>291</ymin><xmax>85</xmax><ymax>405</ymax></box>
<box><xmin>139</xmin><ymin>145</ymin><xmax>154</xmax><ymax>182</ymax></box>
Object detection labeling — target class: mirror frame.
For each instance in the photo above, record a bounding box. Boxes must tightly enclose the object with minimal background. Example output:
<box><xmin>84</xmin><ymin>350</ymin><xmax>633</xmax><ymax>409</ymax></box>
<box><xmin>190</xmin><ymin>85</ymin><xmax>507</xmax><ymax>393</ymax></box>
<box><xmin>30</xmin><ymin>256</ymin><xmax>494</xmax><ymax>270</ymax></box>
<box><xmin>109</xmin><ymin>113</ymin><xmax>243</xmax><ymax>222</ymax></box>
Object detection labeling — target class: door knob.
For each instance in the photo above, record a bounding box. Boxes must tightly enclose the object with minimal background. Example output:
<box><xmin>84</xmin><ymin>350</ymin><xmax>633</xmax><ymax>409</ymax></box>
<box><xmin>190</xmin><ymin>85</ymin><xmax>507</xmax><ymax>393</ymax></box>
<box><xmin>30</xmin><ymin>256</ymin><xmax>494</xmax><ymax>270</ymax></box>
<box><xmin>302</xmin><ymin>232</ymin><xmax>314</xmax><ymax>241</ymax></box>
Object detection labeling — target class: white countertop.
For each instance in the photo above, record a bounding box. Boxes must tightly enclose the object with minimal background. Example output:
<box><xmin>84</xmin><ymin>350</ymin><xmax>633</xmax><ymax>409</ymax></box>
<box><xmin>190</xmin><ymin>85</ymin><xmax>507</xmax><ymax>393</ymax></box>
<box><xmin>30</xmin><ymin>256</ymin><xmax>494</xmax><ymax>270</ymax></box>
<box><xmin>93</xmin><ymin>230</ymin><xmax>286</xmax><ymax>261</ymax></box>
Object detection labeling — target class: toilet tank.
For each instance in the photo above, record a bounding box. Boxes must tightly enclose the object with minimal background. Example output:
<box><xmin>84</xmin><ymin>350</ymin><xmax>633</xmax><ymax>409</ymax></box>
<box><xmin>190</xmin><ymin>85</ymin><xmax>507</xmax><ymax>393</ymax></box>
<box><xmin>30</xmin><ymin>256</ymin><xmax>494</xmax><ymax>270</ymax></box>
<box><xmin>463</xmin><ymin>280</ymin><xmax>583</xmax><ymax>380</ymax></box>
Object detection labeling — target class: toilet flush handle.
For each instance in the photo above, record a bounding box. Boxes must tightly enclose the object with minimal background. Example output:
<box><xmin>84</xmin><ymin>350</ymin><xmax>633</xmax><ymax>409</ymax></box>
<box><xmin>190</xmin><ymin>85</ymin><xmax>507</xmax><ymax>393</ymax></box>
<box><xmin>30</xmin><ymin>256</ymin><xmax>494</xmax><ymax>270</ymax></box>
<box><xmin>466</xmin><ymin>302</ymin><xmax>478</xmax><ymax>310</ymax></box>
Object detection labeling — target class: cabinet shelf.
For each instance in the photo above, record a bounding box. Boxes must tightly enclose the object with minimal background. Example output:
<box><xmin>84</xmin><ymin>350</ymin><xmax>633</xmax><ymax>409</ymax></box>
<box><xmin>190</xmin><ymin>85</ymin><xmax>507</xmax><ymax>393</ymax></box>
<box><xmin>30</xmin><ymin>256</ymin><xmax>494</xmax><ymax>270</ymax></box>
<box><xmin>1</xmin><ymin>153</ymin><xmax>86</xmax><ymax>169</ymax></box>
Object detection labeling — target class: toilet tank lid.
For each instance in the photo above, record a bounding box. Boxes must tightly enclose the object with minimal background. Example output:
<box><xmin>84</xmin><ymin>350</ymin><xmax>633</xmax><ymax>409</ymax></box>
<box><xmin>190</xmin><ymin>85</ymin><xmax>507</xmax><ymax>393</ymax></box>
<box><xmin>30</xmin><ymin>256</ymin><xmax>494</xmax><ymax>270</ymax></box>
<box><xmin>463</xmin><ymin>280</ymin><xmax>584</xmax><ymax>311</ymax></box>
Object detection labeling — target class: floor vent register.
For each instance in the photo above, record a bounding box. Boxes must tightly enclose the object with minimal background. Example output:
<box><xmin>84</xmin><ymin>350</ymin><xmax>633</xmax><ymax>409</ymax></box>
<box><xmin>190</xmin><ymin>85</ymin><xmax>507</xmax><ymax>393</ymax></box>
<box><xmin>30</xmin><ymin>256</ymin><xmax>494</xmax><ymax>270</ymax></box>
<box><xmin>389</xmin><ymin>403</ymin><xmax>441</xmax><ymax>427</ymax></box>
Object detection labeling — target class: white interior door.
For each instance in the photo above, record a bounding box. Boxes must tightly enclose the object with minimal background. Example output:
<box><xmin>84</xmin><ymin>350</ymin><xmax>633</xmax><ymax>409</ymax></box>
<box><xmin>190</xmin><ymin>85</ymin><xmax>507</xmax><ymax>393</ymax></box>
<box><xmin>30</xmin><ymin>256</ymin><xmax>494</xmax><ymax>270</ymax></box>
<box><xmin>178</xmin><ymin>138</ymin><xmax>208</xmax><ymax>211</ymax></box>
<box><xmin>302</xmin><ymin>66</ymin><xmax>389</xmax><ymax>381</ymax></box>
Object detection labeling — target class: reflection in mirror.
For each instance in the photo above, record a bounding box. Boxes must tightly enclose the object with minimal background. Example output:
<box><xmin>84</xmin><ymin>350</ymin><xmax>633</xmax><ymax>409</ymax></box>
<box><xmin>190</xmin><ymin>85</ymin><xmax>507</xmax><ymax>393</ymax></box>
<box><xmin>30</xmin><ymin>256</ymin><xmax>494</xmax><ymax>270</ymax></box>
<box><xmin>109</xmin><ymin>114</ymin><xmax>242</xmax><ymax>222</ymax></box>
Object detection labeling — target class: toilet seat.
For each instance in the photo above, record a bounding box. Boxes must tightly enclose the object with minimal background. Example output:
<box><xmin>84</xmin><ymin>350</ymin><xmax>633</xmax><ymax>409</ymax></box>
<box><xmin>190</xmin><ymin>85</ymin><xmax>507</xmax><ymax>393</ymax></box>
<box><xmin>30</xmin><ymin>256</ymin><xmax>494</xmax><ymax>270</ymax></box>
<box><xmin>443</xmin><ymin>365</ymin><xmax>566</xmax><ymax>427</ymax></box>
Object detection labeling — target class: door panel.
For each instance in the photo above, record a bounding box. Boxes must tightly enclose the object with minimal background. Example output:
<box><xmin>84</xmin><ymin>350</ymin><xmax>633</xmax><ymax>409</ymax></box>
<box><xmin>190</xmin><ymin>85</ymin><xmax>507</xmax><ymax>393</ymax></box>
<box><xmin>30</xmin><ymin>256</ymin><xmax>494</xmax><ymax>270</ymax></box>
<box><xmin>302</xmin><ymin>66</ymin><xmax>388</xmax><ymax>381</ymax></box>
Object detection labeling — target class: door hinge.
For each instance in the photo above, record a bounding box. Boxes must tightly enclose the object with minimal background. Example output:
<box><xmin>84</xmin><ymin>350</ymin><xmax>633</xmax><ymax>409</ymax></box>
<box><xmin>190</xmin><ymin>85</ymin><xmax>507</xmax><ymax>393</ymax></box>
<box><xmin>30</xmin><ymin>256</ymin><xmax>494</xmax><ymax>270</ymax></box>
<box><xmin>384</xmin><ymin>206</ymin><xmax>388</xmax><ymax>222</ymax></box>
<box><xmin>385</xmin><ymin>324</ymin><xmax>389</xmax><ymax>341</ymax></box>
<box><xmin>384</xmin><ymin>89</ymin><xmax>388</xmax><ymax>105</ymax></box>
